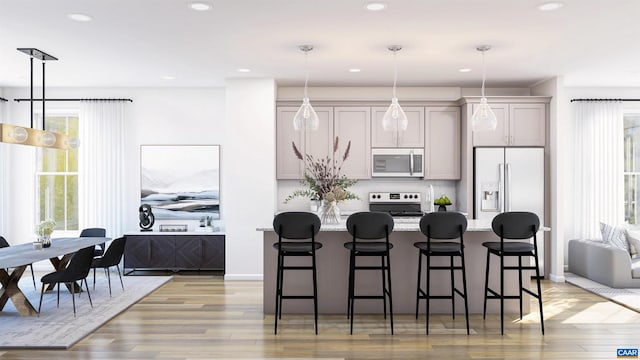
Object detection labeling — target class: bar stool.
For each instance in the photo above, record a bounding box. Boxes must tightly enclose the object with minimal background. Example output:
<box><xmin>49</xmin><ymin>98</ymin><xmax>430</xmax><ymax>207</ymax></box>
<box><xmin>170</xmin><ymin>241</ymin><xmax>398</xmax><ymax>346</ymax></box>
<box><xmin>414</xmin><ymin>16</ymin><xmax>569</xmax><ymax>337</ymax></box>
<box><xmin>272</xmin><ymin>212</ymin><xmax>322</xmax><ymax>335</ymax></box>
<box><xmin>482</xmin><ymin>211</ymin><xmax>544</xmax><ymax>335</ymax></box>
<box><xmin>344</xmin><ymin>211</ymin><xmax>394</xmax><ymax>335</ymax></box>
<box><xmin>414</xmin><ymin>211</ymin><xmax>469</xmax><ymax>334</ymax></box>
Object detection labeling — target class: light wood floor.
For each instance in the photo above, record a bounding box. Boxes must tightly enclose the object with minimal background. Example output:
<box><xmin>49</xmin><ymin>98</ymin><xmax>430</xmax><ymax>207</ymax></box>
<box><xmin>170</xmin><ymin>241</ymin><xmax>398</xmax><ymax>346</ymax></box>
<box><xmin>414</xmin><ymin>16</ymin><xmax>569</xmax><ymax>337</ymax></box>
<box><xmin>1</xmin><ymin>276</ymin><xmax>639</xmax><ymax>359</ymax></box>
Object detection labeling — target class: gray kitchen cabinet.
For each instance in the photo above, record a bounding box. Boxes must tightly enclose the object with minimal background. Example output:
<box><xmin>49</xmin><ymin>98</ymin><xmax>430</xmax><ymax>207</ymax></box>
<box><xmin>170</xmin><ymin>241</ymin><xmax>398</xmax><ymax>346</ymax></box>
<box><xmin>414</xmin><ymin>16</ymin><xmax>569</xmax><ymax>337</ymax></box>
<box><xmin>472</xmin><ymin>103</ymin><xmax>545</xmax><ymax>146</ymax></box>
<box><xmin>371</xmin><ymin>106</ymin><xmax>425</xmax><ymax>148</ymax></box>
<box><xmin>333</xmin><ymin>107</ymin><xmax>371</xmax><ymax>179</ymax></box>
<box><xmin>276</xmin><ymin>106</ymin><xmax>333</xmax><ymax>179</ymax></box>
<box><xmin>124</xmin><ymin>234</ymin><xmax>225</xmax><ymax>272</ymax></box>
<box><xmin>425</xmin><ymin>106</ymin><xmax>460</xmax><ymax>179</ymax></box>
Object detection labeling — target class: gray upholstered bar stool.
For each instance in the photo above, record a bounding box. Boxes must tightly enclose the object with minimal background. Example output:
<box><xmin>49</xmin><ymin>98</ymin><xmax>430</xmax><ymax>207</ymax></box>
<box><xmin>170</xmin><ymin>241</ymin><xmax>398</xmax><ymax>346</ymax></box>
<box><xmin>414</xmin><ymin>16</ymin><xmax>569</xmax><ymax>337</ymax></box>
<box><xmin>414</xmin><ymin>212</ymin><xmax>469</xmax><ymax>334</ymax></box>
<box><xmin>345</xmin><ymin>212</ymin><xmax>395</xmax><ymax>335</ymax></box>
<box><xmin>272</xmin><ymin>211</ymin><xmax>322</xmax><ymax>334</ymax></box>
<box><xmin>482</xmin><ymin>211</ymin><xmax>544</xmax><ymax>335</ymax></box>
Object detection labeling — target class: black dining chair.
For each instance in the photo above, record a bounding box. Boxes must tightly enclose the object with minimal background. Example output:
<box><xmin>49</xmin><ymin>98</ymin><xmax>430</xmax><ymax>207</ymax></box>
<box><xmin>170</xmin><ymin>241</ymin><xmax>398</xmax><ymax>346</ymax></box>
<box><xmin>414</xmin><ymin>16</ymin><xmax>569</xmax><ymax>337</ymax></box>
<box><xmin>482</xmin><ymin>211</ymin><xmax>544</xmax><ymax>335</ymax></box>
<box><xmin>91</xmin><ymin>237</ymin><xmax>126</xmax><ymax>297</ymax></box>
<box><xmin>345</xmin><ymin>212</ymin><xmax>395</xmax><ymax>335</ymax></box>
<box><xmin>80</xmin><ymin>228</ymin><xmax>106</xmax><ymax>257</ymax></box>
<box><xmin>272</xmin><ymin>212</ymin><xmax>322</xmax><ymax>334</ymax></box>
<box><xmin>38</xmin><ymin>246</ymin><xmax>95</xmax><ymax>317</ymax></box>
<box><xmin>0</xmin><ymin>236</ymin><xmax>36</xmax><ymax>291</ymax></box>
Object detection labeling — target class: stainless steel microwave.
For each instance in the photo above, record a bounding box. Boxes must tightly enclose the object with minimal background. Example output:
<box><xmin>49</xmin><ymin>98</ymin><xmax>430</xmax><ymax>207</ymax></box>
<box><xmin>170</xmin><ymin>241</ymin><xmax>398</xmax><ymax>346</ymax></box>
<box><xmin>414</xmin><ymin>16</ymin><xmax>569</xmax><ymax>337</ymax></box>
<box><xmin>371</xmin><ymin>148</ymin><xmax>424</xmax><ymax>177</ymax></box>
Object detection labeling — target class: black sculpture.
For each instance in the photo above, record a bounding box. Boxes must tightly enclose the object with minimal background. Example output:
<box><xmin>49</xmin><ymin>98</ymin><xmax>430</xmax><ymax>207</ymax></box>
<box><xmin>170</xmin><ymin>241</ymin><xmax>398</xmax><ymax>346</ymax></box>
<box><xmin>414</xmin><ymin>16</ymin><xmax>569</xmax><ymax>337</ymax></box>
<box><xmin>139</xmin><ymin>204</ymin><xmax>155</xmax><ymax>231</ymax></box>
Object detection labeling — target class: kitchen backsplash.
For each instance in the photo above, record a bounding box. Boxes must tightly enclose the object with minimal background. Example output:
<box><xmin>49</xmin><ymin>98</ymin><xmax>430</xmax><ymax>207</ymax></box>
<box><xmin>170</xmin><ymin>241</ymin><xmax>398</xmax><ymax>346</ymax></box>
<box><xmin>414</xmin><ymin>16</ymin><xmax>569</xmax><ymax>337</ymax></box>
<box><xmin>277</xmin><ymin>179</ymin><xmax>458</xmax><ymax>214</ymax></box>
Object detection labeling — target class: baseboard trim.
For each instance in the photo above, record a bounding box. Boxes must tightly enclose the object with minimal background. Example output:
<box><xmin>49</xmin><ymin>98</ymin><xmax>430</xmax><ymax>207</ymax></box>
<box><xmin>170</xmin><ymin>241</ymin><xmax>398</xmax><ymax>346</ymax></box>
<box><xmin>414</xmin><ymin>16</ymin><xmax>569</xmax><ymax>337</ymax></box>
<box><xmin>549</xmin><ymin>273</ymin><xmax>565</xmax><ymax>282</ymax></box>
<box><xmin>224</xmin><ymin>274</ymin><xmax>263</xmax><ymax>281</ymax></box>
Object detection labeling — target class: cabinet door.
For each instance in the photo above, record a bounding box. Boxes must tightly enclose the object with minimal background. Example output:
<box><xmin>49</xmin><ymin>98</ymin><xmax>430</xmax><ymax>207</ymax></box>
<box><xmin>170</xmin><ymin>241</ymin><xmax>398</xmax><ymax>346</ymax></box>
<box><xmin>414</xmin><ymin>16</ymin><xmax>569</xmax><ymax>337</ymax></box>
<box><xmin>334</xmin><ymin>107</ymin><xmax>371</xmax><ymax>179</ymax></box>
<box><xmin>175</xmin><ymin>236</ymin><xmax>202</xmax><ymax>269</ymax></box>
<box><xmin>509</xmin><ymin>104</ymin><xmax>546</xmax><ymax>146</ymax></box>
<box><xmin>305</xmin><ymin>107</ymin><xmax>334</xmax><ymax>164</ymax></box>
<box><xmin>425</xmin><ymin>106</ymin><xmax>460</xmax><ymax>179</ymax></box>
<box><xmin>201</xmin><ymin>235</ymin><xmax>225</xmax><ymax>270</ymax></box>
<box><xmin>371</xmin><ymin>106</ymin><xmax>424</xmax><ymax>148</ymax></box>
<box><xmin>124</xmin><ymin>236</ymin><xmax>150</xmax><ymax>268</ymax></box>
<box><xmin>472</xmin><ymin>103</ymin><xmax>509</xmax><ymax>146</ymax></box>
<box><xmin>149</xmin><ymin>236</ymin><xmax>175</xmax><ymax>268</ymax></box>
<box><xmin>276</xmin><ymin>107</ymin><xmax>305</xmax><ymax>179</ymax></box>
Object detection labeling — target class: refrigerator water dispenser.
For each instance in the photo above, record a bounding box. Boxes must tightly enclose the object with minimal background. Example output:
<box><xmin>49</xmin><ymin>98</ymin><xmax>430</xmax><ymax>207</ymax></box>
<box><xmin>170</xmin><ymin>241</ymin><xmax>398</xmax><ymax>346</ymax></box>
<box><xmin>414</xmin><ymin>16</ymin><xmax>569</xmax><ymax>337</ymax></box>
<box><xmin>480</xmin><ymin>183</ymin><xmax>499</xmax><ymax>212</ymax></box>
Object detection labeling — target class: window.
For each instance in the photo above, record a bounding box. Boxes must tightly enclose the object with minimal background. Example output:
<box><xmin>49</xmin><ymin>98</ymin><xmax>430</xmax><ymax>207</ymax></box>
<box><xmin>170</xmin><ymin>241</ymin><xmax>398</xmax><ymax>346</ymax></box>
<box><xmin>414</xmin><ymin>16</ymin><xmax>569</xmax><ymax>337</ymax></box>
<box><xmin>36</xmin><ymin>112</ymin><xmax>79</xmax><ymax>231</ymax></box>
<box><xmin>624</xmin><ymin>112</ymin><xmax>640</xmax><ymax>224</ymax></box>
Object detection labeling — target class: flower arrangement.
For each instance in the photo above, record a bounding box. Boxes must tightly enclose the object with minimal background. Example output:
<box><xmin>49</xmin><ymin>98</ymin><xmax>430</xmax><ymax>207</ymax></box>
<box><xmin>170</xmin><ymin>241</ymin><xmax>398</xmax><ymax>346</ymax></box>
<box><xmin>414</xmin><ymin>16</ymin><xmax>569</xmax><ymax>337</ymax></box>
<box><xmin>284</xmin><ymin>136</ymin><xmax>358</xmax><ymax>204</ymax></box>
<box><xmin>36</xmin><ymin>219</ymin><xmax>56</xmax><ymax>236</ymax></box>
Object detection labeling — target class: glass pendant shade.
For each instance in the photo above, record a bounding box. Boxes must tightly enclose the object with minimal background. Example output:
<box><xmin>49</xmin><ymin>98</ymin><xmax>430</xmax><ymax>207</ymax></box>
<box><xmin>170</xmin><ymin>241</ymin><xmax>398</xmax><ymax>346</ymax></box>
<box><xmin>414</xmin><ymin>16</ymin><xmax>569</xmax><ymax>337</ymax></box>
<box><xmin>10</xmin><ymin>126</ymin><xmax>28</xmax><ymax>143</ymax></box>
<box><xmin>293</xmin><ymin>97</ymin><xmax>319</xmax><ymax>131</ymax></box>
<box><xmin>40</xmin><ymin>131</ymin><xmax>57</xmax><ymax>147</ymax></box>
<box><xmin>471</xmin><ymin>97</ymin><xmax>498</xmax><ymax>131</ymax></box>
<box><xmin>382</xmin><ymin>97</ymin><xmax>408</xmax><ymax>131</ymax></box>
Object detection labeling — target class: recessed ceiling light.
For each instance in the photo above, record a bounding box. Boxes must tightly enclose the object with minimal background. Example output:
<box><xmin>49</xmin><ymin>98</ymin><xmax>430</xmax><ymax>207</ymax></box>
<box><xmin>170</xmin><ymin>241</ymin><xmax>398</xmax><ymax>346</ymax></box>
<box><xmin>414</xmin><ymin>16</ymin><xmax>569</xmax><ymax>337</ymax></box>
<box><xmin>537</xmin><ymin>2</ymin><xmax>564</xmax><ymax>11</ymax></box>
<box><xmin>67</xmin><ymin>13</ymin><xmax>92</xmax><ymax>22</ymax></box>
<box><xmin>459</xmin><ymin>68</ymin><xmax>472</xmax><ymax>73</ymax></box>
<box><xmin>190</xmin><ymin>2</ymin><xmax>212</xmax><ymax>11</ymax></box>
<box><xmin>364</xmin><ymin>2</ymin><xmax>387</xmax><ymax>11</ymax></box>
<box><xmin>349</xmin><ymin>68</ymin><xmax>362</xmax><ymax>73</ymax></box>
<box><xmin>162</xmin><ymin>76</ymin><xmax>175</xmax><ymax>80</ymax></box>
<box><xmin>236</xmin><ymin>68</ymin><xmax>251</xmax><ymax>73</ymax></box>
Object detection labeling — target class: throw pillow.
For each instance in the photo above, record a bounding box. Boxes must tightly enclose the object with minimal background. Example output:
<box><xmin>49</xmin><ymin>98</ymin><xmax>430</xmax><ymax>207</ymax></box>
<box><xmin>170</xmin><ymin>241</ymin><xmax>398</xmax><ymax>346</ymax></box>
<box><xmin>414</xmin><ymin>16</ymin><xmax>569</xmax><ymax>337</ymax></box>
<box><xmin>600</xmin><ymin>222</ymin><xmax>629</xmax><ymax>252</ymax></box>
<box><xmin>625</xmin><ymin>229</ymin><xmax>640</xmax><ymax>258</ymax></box>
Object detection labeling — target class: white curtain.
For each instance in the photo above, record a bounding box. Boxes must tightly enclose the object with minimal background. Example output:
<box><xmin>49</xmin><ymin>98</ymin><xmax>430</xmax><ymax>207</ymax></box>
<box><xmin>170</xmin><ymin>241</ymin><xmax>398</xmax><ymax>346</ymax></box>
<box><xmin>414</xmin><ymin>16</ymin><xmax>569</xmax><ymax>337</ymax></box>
<box><xmin>78</xmin><ymin>100</ymin><xmax>127</xmax><ymax>239</ymax></box>
<box><xmin>572</xmin><ymin>100</ymin><xmax>624</xmax><ymax>239</ymax></box>
<box><xmin>0</xmin><ymin>100</ymin><xmax>5</xmax><ymax>234</ymax></box>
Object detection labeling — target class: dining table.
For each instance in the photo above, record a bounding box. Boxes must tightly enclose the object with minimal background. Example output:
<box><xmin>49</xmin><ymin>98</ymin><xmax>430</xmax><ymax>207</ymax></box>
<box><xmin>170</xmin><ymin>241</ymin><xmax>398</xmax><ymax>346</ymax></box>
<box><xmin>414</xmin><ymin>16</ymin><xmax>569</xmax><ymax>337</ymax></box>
<box><xmin>0</xmin><ymin>236</ymin><xmax>111</xmax><ymax>316</ymax></box>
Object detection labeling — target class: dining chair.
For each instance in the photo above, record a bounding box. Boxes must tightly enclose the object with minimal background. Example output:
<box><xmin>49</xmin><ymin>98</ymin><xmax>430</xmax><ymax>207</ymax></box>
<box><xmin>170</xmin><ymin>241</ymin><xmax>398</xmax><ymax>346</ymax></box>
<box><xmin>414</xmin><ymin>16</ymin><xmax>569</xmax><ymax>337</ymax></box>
<box><xmin>80</xmin><ymin>228</ymin><xmax>106</xmax><ymax>257</ymax></box>
<box><xmin>38</xmin><ymin>246</ymin><xmax>95</xmax><ymax>317</ymax></box>
<box><xmin>91</xmin><ymin>237</ymin><xmax>127</xmax><ymax>297</ymax></box>
<box><xmin>0</xmin><ymin>236</ymin><xmax>36</xmax><ymax>290</ymax></box>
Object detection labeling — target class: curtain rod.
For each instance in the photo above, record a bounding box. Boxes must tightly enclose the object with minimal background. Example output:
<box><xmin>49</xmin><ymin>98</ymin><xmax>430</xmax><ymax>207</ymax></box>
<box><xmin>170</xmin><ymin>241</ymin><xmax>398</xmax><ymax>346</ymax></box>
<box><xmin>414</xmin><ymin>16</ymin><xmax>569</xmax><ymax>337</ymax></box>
<box><xmin>13</xmin><ymin>98</ymin><xmax>133</xmax><ymax>102</ymax></box>
<box><xmin>0</xmin><ymin>97</ymin><xmax>7</xmax><ymax>102</ymax></box>
<box><xmin>571</xmin><ymin>98</ymin><xmax>640</xmax><ymax>102</ymax></box>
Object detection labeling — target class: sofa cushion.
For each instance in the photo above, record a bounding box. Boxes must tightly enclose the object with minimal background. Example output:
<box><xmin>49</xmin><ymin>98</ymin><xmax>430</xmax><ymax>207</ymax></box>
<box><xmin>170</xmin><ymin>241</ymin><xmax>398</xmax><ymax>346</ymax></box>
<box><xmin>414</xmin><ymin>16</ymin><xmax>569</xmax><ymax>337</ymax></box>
<box><xmin>626</xmin><ymin>229</ymin><xmax>640</xmax><ymax>258</ymax></box>
<box><xmin>632</xmin><ymin>258</ymin><xmax>640</xmax><ymax>279</ymax></box>
<box><xmin>600</xmin><ymin>222</ymin><xmax>629</xmax><ymax>252</ymax></box>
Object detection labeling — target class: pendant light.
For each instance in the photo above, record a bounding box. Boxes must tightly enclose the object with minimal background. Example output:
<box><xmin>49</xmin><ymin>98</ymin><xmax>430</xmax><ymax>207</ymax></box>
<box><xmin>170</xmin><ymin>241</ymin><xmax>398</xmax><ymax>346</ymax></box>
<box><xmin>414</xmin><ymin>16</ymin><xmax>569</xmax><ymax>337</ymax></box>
<box><xmin>382</xmin><ymin>45</ymin><xmax>408</xmax><ymax>132</ymax></box>
<box><xmin>471</xmin><ymin>45</ymin><xmax>498</xmax><ymax>132</ymax></box>
<box><xmin>292</xmin><ymin>45</ymin><xmax>319</xmax><ymax>131</ymax></box>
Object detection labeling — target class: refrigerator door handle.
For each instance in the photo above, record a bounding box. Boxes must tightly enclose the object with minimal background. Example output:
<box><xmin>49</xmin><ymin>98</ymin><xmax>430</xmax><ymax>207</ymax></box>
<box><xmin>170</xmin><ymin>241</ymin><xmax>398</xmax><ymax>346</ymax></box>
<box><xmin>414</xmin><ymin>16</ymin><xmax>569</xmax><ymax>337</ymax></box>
<box><xmin>506</xmin><ymin>163</ymin><xmax>512</xmax><ymax>212</ymax></box>
<box><xmin>499</xmin><ymin>163</ymin><xmax>505</xmax><ymax>213</ymax></box>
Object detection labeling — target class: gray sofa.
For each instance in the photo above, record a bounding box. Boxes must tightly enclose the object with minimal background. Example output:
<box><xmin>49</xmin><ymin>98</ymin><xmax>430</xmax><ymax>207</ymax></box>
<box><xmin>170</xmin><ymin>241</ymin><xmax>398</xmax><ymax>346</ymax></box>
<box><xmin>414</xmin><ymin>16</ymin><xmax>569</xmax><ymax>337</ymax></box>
<box><xmin>568</xmin><ymin>239</ymin><xmax>640</xmax><ymax>288</ymax></box>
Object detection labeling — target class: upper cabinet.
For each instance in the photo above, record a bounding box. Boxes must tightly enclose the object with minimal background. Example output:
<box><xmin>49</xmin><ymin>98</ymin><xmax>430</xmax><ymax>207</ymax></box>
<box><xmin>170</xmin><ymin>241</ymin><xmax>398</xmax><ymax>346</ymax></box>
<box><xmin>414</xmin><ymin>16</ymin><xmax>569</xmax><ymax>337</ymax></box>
<box><xmin>371</xmin><ymin>106</ymin><xmax>425</xmax><ymax>148</ymax></box>
<box><xmin>334</xmin><ymin>107</ymin><xmax>371</xmax><ymax>179</ymax></box>
<box><xmin>472</xmin><ymin>103</ymin><xmax>545</xmax><ymax>147</ymax></box>
<box><xmin>276</xmin><ymin>106</ymin><xmax>333</xmax><ymax>179</ymax></box>
<box><xmin>425</xmin><ymin>106</ymin><xmax>460</xmax><ymax>180</ymax></box>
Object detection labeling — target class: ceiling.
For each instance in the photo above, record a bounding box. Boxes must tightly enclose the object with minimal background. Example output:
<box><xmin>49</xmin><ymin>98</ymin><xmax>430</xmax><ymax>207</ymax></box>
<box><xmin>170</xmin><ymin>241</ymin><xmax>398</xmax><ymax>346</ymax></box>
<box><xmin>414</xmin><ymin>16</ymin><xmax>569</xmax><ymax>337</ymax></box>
<box><xmin>1</xmin><ymin>0</ymin><xmax>639</xmax><ymax>89</ymax></box>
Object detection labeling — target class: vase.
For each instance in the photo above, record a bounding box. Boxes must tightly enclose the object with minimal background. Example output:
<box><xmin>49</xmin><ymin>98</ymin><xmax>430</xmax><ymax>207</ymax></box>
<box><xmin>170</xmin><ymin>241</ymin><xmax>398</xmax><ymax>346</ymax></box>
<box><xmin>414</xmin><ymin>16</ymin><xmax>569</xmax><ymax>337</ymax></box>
<box><xmin>39</xmin><ymin>234</ymin><xmax>51</xmax><ymax>248</ymax></box>
<box><xmin>318</xmin><ymin>200</ymin><xmax>340</xmax><ymax>224</ymax></box>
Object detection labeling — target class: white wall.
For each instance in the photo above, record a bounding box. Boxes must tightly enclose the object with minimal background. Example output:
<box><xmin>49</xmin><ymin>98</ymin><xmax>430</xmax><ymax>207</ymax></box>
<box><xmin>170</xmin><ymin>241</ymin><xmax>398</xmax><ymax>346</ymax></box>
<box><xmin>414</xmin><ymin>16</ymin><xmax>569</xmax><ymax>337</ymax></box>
<box><xmin>223</xmin><ymin>79</ymin><xmax>276</xmax><ymax>280</ymax></box>
<box><xmin>1</xmin><ymin>87</ymin><xmax>225</xmax><ymax>269</ymax></box>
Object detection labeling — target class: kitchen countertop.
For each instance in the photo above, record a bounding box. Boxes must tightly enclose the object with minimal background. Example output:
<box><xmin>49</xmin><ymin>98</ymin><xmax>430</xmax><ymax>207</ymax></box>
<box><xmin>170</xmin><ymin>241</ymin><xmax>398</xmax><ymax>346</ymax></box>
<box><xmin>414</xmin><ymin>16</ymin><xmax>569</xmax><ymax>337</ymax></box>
<box><xmin>257</xmin><ymin>218</ymin><xmax>550</xmax><ymax>232</ymax></box>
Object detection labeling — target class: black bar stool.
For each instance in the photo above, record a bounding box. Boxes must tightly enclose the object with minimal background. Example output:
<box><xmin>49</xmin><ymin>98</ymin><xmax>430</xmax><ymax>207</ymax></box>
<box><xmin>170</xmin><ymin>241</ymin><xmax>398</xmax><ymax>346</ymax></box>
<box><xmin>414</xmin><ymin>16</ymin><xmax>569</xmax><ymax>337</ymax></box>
<box><xmin>272</xmin><ymin>211</ymin><xmax>322</xmax><ymax>335</ymax></box>
<box><xmin>482</xmin><ymin>211</ymin><xmax>544</xmax><ymax>335</ymax></box>
<box><xmin>414</xmin><ymin>211</ymin><xmax>469</xmax><ymax>334</ymax></box>
<box><xmin>344</xmin><ymin>212</ymin><xmax>394</xmax><ymax>335</ymax></box>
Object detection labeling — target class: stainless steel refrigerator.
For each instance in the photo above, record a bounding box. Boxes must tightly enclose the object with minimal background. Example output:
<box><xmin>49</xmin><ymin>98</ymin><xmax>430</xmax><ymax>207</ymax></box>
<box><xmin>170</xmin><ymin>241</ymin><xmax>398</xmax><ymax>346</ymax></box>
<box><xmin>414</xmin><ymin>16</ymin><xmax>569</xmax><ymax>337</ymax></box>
<box><xmin>473</xmin><ymin>147</ymin><xmax>545</xmax><ymax>274</ymax></box>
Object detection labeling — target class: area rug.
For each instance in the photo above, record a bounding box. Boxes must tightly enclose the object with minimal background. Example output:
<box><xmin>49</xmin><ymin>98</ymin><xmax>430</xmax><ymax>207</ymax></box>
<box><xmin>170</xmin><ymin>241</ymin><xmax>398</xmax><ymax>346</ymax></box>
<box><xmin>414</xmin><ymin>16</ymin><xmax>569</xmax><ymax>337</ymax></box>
<box><xmin>0</xmin><ymin>274</ymin><xmax>171</xmax><ymax>349</ymax></box>
<box><xmin>565</xmin><ymin>273</ymin><xmax>640</xmax><ymax>313</ymax></box>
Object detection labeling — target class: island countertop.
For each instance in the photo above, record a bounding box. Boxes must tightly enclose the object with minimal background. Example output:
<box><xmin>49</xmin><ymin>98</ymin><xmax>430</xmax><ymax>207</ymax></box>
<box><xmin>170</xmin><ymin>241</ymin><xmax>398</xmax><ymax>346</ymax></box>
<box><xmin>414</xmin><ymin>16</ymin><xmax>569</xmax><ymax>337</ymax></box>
<box><xmin>257</xmin><ymin>218</ymin><xmax>550</xmax><ymax>232</ymax></box>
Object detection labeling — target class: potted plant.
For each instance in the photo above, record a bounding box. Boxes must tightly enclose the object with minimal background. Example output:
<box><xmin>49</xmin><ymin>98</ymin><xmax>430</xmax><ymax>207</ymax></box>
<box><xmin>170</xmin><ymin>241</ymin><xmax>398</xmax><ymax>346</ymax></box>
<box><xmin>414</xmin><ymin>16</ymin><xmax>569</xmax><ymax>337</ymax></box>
<box><xmin>36</xmin><ymin>219</ymin><xmax>56</xmax><ymax>247</ymax></box>
<box><xmin>285</xmin><ymin>136</ymin><xmax>358</xmax><ymax>223</ymax></box>
<box><xmin>434</xmin><ymin>195</ymin><xmax>452</xmax><ymax>212</ymax></box>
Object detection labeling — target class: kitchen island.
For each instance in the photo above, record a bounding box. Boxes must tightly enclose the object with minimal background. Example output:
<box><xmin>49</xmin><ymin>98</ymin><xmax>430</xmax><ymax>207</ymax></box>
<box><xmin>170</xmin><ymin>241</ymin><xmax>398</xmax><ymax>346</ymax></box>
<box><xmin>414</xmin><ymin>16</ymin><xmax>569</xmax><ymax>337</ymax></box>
<box><xmin>259</xmin><ymin>219</ymin><xmax>548</xmax><ymax>315</ymax></box>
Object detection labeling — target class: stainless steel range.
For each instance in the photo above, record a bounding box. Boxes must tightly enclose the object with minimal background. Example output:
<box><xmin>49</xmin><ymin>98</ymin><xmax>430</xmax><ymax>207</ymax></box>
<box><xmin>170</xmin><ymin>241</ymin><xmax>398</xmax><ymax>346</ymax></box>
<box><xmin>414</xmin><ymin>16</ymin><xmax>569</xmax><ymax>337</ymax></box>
<box><xmin>368</xmin><ymin>192</ymin><xmax>423</xmax><ymax>217</ymax></box>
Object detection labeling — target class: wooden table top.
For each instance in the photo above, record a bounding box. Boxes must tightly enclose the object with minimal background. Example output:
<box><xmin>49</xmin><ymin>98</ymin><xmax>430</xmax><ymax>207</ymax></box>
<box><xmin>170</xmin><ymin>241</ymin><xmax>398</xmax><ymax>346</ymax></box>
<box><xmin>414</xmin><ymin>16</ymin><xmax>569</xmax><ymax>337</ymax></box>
<box><xmin>0</xmin><ymin>237</ymin><xmax>111</xmax><ymax>268</ymax></box>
